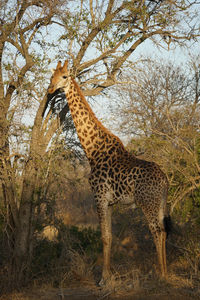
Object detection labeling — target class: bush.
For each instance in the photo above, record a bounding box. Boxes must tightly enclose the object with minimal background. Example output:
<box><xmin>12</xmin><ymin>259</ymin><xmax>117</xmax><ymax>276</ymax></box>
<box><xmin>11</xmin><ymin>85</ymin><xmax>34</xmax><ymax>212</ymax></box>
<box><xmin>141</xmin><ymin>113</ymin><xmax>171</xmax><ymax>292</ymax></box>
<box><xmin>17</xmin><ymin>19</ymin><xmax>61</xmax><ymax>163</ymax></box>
<box><xmin>30</xmin><ymin>224</ymin><xmax>102</xmax><ymax>285</ymax></box>
<box><xmin>63</xmin><ymin>225</ymin><xmax>102</xmax><ymax>256</ymax></box>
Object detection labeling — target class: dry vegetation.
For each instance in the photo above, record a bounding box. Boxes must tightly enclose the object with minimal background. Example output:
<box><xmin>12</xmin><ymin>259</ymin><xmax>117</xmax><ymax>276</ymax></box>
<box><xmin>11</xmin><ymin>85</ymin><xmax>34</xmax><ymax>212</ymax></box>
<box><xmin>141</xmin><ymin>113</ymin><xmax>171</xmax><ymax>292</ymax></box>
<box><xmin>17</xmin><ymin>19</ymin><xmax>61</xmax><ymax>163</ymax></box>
<box><xmin>1</xmin><ymin>180</ymin><xmax>200</xmax><ymax>299</ymax></box>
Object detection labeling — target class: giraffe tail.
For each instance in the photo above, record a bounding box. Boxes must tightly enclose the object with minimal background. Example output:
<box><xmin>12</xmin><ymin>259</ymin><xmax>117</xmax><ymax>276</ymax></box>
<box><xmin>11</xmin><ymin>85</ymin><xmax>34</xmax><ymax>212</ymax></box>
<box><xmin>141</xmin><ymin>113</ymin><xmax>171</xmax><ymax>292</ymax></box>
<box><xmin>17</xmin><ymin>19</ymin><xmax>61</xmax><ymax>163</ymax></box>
<box><xmin>163</xmin><ymin>215</ymin><xmax>172</xmax><ymax>238</ymax></box>
<box><xmin>161</xmin><ymin>181</ymin><xmax>172</xmax><ymax>239</ymax></box>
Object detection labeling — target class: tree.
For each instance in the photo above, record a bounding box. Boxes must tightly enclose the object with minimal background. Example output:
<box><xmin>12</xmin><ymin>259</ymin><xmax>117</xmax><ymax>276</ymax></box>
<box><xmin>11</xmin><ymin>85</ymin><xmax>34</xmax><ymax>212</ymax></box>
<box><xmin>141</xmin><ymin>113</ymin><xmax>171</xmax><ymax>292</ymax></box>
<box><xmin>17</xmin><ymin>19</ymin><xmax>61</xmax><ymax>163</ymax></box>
<box><xmin>0</xmin><ymin>0</ymin><xmax>71</xmax><ymax>287</ymax></box>
<box><xmin>108</xmin><ymin>57</ymin><xmax>200</xmax><ymax>217</ymax></box>
<box><xmin>58</xmin><ymin>0</ymin><xmax>200</xmax><ymax>95</ymax></box>
<box><xmin>0</xmin><ymin>0</ymin><xmax>200</xmax><ymax>289</ymax></box>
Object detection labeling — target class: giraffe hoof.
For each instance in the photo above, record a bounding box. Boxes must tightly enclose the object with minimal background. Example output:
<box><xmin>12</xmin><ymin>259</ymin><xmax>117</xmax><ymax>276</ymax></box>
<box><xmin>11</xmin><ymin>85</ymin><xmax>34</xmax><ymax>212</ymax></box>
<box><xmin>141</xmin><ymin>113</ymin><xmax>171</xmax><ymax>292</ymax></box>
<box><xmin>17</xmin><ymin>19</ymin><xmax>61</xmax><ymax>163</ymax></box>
<box><xmin>99</xmin><ymin>277</ymin><xmax>111</xmax><ymax>287</ymax></box>
<box><xmin>98</xmin><ymin>273</ymin><xmax>115</xmax><ymax>287</ymax></box>
<box><xmin>98</xmin><ymin>278</ymin><xmax>105</xmax><ymax>287</ymax></box>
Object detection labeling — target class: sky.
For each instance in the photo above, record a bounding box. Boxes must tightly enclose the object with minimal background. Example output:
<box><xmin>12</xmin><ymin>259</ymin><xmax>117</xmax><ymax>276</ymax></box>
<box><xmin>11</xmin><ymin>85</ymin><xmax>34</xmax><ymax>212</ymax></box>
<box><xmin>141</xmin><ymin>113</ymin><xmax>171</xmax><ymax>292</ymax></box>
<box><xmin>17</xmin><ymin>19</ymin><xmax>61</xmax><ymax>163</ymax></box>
<box><xmin>91</xmin><ymin>37</ymin><xmax>200</xmax><ymax>144</ymax></box>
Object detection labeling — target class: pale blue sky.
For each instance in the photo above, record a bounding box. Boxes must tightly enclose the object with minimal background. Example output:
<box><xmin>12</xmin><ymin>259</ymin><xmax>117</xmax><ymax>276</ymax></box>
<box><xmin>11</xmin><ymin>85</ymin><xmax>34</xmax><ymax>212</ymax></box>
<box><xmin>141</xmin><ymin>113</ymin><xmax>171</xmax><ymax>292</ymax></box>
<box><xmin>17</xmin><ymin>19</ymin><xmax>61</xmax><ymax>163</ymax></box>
<box><xmin>91</xmin><ymin>38</ymin><xmax>200</xmax><ymax>143</ymax></box>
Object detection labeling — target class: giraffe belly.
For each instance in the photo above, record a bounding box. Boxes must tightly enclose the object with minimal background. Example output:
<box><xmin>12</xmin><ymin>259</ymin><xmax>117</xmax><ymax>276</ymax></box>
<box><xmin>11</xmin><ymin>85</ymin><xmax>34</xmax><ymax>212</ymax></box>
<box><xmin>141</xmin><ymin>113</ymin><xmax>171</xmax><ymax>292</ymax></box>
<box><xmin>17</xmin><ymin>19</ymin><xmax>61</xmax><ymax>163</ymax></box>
<box><xmin>113</xmin><ymin>188</ymin><xmax>135</xmax><ymax>206</ymax></box>
<box><xmin>89</xmin><ymin>172</ymin><xmax>135</xmax><ymax>207</ymax></box>
<box><xmin>110</xmin><ymin>172</ymin><xmax>135</xmax><ymax>204</ymax></box>
<box><xmin>106</xmin><ymin>188</ymin><xmax>135</xmax><ymax>207</ymax></box>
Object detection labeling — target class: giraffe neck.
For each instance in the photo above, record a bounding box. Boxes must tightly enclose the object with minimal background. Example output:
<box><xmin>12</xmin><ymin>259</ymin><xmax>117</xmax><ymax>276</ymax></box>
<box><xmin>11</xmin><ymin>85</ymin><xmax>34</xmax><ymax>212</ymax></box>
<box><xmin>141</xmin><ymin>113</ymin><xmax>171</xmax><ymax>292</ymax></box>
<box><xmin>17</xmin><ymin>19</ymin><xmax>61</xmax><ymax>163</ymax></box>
<box><xmin>64</xmin><ymin>78</ymin><xmax>126</xmax><ymax>161</ymax></box>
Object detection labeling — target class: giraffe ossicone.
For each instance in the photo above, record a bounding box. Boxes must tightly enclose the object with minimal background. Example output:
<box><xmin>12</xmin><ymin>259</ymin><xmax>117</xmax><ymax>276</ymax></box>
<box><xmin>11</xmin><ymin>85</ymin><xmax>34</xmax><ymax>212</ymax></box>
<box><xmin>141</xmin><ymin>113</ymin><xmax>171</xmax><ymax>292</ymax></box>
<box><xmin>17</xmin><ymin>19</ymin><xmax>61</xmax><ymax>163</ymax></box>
<box><xmin>48</xmin><ymin>60</ymin><xmax>171</xmax><ymax>284</ymax></box>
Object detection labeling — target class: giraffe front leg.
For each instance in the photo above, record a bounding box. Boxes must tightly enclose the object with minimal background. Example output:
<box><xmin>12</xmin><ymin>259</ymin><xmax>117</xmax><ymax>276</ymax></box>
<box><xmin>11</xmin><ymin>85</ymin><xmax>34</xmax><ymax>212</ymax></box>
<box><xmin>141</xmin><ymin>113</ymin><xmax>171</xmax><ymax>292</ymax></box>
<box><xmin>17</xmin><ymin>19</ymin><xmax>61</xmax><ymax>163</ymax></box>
<box><xmin>97</xmin><ymin>204</ymin><xmax>112</xmax><ymax>286</ymax></box>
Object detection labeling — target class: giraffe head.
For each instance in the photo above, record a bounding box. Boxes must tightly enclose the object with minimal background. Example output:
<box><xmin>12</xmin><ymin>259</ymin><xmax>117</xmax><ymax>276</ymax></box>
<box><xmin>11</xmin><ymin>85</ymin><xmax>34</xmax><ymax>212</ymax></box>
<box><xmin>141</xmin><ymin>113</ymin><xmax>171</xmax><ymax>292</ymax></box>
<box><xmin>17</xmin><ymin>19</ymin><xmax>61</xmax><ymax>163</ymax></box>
<box><xmin>48</xmin><ymin>60</ymin><xmax>70</xmax><ymax>94</ymax></box>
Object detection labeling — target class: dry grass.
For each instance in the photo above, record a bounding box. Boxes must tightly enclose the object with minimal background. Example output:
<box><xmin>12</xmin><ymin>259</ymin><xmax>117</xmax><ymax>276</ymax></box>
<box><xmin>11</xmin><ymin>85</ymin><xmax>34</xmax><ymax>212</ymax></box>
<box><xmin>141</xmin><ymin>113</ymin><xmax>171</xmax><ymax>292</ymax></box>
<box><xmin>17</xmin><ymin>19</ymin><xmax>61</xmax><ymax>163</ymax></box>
<box><xmin>97</xmin><ymin>268</ymin><xmax>142</xmax><ymax>299</ymax></box>
<box><xmin>0</xmin><ymin>294</ymin><xmax>30</xmax><ymax>300</ymax></box>
<box><xmin>1</xmin><ymin>266</ymin><xmax>200</xmax><ymax>300</ymax></box>
<box><xmin>60</xmin><ymin>249</ymin><xmax>95</xmax><ymax>286</ymax></box>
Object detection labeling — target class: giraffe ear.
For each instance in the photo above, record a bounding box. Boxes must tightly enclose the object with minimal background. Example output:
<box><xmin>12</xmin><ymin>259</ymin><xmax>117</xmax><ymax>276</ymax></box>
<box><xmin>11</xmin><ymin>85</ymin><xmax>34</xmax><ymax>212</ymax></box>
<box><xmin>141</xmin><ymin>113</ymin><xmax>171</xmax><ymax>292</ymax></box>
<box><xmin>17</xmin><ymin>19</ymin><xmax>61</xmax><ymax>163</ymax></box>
<box><xmin>56</xmin><ymin>61</ymin><xmax>62</xmax><ymax>69</ymax></box>
<box><xmin>63</xmin><ymin>60</ymin><xmax>68</xmax><ymax>71</ymax></box>
<box><xmin>51</xmin><ymin>68</ymin><xmax>55</xmax><ymax>74</ymax></box>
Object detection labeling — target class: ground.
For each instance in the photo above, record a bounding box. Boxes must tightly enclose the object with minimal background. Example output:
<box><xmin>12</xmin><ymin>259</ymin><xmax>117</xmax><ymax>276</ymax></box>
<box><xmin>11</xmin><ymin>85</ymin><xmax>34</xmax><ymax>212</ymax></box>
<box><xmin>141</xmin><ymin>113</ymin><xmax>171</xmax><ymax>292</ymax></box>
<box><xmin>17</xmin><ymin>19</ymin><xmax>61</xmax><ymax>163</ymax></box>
<box><xmin>1</xmin><ymin>272</ymin><xmax>200</xmax><ymax>300</ymax></box>
<box><xmin>0</xmin><ymin>286</ymin><xmax>199</xmax><ymax>300</ymax></box>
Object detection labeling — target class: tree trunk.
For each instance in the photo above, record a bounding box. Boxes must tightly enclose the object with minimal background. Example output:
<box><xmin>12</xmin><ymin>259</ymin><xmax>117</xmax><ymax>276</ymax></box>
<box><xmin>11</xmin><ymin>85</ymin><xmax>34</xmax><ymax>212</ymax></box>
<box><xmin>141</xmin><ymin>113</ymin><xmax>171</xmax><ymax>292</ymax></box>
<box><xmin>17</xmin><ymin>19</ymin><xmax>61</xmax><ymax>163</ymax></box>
<box><xmin>10</xmin><ymin>160</ymin><xmax>37</xmax><ymax>287</ymax></box>
<box><xmin>12</xmin><ymin>202</ymin><xmax>33</xmax><ymax>286</ymax></box>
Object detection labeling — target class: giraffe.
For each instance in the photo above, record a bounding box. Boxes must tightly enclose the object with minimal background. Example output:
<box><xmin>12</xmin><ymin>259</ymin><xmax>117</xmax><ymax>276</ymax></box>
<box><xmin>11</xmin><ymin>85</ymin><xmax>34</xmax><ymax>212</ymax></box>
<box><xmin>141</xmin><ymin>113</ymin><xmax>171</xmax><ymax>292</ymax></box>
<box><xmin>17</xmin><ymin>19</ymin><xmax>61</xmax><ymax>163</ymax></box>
<box><xmin>48</xmin><ymin>60</ymin><xmax>171</xmax><ymax>284</ymax></box>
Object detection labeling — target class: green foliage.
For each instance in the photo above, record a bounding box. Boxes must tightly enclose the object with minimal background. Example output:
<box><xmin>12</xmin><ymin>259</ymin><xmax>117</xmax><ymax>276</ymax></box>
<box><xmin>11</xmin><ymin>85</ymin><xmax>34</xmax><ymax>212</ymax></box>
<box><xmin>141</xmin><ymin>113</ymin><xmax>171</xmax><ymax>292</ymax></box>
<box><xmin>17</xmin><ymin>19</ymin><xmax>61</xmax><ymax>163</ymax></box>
<box><xmin>31</xmin><ymin>224</ymin><xmax>102</xmax><ymax>281</ymax></box>
<box><xmin>58</xmin><ymin>224</ymin><xmax>102</xmax><ymax>257</ymax></box>
<box><xmin>174</xmin><ymin>188</ymin><xmax>200</xmax><ymax>225</ymax></box>
<box><xmin>32</xmin><ymin>238</ymin><xmax>62</xmax><ymax>276</ymax></box>
<box><xmin>173</xmin><ymin>222</ymin><xmax>200</xmax><ymax>276</ymax></box>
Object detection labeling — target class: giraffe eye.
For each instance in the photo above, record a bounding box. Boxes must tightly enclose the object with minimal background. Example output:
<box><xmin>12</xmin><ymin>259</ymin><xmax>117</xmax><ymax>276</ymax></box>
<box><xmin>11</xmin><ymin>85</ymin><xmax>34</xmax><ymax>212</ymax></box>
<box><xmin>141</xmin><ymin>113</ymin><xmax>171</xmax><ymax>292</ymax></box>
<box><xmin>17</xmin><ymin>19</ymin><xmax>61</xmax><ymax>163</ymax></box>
<box><xmin>63</xmin><ymin>75</ymin><xmax>67</xmax><ymax>79</ymax></box>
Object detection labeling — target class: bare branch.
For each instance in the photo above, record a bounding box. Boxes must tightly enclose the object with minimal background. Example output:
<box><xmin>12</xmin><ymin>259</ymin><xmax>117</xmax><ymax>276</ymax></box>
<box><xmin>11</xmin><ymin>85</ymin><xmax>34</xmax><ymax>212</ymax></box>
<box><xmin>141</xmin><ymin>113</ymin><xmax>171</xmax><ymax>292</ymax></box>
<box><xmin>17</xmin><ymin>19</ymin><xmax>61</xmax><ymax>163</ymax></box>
<box><xmin>89</xmin><ymin>0</ymin><xmax>96</xmax><ymax>27</ymax></box>
<box><xmin>75</xmin><ymin>1</ymin><xmax>128</xmax><ymax>66</ymax></box>
<box><xmin>77</xmin><ymin>31</ymin><xmax>133</xmax><ymax>73</ymax></box>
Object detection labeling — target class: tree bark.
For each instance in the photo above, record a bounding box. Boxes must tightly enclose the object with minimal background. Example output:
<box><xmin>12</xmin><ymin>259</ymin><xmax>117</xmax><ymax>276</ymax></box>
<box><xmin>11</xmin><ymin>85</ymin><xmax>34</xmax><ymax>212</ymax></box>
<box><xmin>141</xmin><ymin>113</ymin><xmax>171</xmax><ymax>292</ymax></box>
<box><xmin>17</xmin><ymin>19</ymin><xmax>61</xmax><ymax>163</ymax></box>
<box><xmin>8</xmin><ymin>158</ymin><xmax>36</xmax><ymax>285</ymax></box>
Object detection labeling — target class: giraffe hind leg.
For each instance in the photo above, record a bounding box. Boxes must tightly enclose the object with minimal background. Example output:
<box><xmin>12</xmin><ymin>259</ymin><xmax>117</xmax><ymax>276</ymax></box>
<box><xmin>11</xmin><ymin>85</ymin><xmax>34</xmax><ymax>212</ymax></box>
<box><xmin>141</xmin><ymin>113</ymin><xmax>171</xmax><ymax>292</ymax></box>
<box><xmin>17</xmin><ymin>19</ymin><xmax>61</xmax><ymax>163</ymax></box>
<box><xmin>148</xmin><ymin>212</ymin><xmax>168</xmax><ymax>277</ymax></box>
<box><xmin>152</xmin><ymin>210</ymin><xmax>171</xmax><ymax>277</ymax></box>
<box><xmin>154</xmin><ymin>230</ymin><xmax>167</xmax><ymax>277</ymax></box>
<box><xmin>157</xmin><ymin>215</ymin><xmax>171</xmax><ymax>277</ymax></box>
